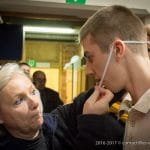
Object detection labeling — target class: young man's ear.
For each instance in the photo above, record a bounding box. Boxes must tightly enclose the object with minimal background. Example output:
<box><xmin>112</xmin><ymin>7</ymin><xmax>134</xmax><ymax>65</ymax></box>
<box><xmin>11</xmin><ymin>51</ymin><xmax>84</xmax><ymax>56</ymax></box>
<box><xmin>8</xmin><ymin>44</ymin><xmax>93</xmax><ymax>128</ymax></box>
<box><xmin>113</xmin><ymin>40</ymin><xmax>126</xmax><ymax>62</ymax></box>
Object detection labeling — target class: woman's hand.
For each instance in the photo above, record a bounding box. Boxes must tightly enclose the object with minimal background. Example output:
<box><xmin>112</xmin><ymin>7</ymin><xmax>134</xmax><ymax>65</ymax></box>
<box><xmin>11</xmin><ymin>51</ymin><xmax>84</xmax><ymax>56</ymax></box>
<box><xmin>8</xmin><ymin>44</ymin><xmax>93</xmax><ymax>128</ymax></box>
<box><xmin>83</xmin><ymin>86</ymin><xmax>114</xmax><ymax>115</ymax></box>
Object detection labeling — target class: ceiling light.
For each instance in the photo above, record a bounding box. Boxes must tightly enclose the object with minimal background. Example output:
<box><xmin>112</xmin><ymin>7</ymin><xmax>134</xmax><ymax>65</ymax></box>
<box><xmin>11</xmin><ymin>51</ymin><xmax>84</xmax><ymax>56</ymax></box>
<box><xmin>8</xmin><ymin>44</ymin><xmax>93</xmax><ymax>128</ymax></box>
<box><xmin>23</xmin><ymin>26</ymin><xmax>78</xmax><ymax>35</ymax></box>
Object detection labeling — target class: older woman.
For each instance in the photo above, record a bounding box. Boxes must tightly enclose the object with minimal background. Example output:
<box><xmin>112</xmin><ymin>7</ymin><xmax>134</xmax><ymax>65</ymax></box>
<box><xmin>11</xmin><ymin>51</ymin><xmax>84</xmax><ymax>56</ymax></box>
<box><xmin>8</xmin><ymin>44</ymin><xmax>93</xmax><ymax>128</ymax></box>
<box><xmin>0</xmin><ymin>63</ymin><xmax>124</xmax><ymax>150</ymax></box>
<box><xmin>0</xmin><ymin>63</ymin><xmax>45</xmax><ymax>148</ymax></box>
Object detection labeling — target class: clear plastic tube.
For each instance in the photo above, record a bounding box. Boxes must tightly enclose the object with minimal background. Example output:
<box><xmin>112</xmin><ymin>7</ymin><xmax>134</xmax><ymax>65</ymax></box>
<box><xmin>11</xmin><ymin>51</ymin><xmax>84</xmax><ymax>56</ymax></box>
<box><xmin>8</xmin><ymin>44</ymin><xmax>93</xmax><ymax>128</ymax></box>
<box><xmin>99</xmin><ymin>44</ymin><xmax>114</xmax><ymax>88</ymax></box>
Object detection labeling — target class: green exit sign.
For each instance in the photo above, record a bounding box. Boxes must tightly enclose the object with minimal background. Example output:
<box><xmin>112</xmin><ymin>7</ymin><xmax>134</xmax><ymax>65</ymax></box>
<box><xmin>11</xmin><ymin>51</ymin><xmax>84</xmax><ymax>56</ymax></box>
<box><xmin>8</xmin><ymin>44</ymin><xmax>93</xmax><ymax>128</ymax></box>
<box><xmin>66</xmin><ymin>0</ymin><xmax>86</xmax><ymax>5</ymax></box>
<box><xmin>27</xmin><ymin>59</ymin><xmax>36</xmax><ymax>67</ymax></box>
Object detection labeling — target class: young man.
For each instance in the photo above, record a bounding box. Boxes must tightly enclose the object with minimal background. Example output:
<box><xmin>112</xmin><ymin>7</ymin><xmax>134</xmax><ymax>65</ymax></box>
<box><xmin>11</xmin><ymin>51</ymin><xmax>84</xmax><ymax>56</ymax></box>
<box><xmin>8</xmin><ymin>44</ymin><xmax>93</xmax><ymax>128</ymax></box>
<box><xmin>0</xmin><ymin>63</ymin><xmax>124</xmax><ymax>150</ymax></box>
<box><xmin>80</xmin><ymin>5</ymin><xmax>150</xmax><ymax>150</ymax></box>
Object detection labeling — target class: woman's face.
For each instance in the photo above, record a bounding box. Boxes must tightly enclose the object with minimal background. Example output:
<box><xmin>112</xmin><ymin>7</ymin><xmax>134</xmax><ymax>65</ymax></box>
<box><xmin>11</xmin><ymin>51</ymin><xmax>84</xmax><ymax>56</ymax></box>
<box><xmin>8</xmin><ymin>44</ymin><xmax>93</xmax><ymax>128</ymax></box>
<box><xmin>0</xmin><ymin>74</ymin><xmax>43</xmax><ymax>137</ymax></box>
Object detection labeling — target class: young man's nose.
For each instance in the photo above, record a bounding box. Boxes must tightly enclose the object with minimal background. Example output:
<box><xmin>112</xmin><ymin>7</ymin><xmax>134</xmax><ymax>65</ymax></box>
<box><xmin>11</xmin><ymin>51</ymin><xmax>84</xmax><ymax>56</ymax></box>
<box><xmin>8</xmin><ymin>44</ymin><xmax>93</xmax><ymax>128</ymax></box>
<box><xmin>85</xmin><ymin>64</ymin><xmax>94</xmax><ymax>76</ymax></box>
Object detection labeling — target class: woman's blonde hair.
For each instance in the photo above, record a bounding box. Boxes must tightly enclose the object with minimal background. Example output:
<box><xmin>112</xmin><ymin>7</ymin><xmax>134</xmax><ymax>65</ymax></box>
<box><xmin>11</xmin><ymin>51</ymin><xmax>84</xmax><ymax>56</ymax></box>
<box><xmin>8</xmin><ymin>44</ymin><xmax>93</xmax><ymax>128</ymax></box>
<box><xmin>0</xmin><ymin>63</ymin><xmax>25</xmax><ymax>91</ymax></box>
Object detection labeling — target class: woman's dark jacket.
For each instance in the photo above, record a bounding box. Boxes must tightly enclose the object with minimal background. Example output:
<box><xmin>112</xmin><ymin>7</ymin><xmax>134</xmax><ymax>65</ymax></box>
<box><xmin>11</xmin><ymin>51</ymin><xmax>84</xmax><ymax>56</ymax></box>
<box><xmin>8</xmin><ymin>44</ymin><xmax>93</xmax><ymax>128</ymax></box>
<box><xmin>0</xmin><ymin>88</ymin><xmax>125</xmax><ymax>150</ymax></box>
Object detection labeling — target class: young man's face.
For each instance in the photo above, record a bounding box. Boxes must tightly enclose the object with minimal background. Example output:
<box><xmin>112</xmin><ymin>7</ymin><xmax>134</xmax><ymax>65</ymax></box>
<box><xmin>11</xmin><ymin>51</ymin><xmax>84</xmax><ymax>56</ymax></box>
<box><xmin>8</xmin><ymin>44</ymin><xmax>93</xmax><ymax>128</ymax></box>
<box><xmin>81</xmin><ymin>34</ymin><xmax>123</xmax><ymax>92</ymax></box>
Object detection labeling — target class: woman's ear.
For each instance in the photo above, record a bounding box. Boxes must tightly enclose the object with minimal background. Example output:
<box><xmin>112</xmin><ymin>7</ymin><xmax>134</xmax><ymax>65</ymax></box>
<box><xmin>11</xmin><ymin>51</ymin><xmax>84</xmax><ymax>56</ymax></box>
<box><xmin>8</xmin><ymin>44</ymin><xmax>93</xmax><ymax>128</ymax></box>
<box><xmin>113</xmin><ymin>40</ymin><xmax>126</xmax><ymax>62</ymax></box>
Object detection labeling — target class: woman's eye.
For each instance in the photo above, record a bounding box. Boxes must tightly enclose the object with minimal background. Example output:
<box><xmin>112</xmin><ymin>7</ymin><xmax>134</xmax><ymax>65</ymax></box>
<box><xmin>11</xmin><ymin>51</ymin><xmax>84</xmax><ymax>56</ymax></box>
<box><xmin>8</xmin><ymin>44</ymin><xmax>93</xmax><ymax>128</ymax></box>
<box><xmin>14</xmin><ymin>98</ymin><xmax>24</xmax><ymax>105</ymax></box>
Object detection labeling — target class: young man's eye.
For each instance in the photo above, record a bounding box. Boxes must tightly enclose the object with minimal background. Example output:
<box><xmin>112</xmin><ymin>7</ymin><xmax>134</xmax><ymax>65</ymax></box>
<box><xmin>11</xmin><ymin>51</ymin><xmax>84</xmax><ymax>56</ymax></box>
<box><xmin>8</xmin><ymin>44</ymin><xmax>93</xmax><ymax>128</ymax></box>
<box><xmin>84</xmin><ymin>55</ymin><xmax>93</xmax><ymax>63</ymax></box>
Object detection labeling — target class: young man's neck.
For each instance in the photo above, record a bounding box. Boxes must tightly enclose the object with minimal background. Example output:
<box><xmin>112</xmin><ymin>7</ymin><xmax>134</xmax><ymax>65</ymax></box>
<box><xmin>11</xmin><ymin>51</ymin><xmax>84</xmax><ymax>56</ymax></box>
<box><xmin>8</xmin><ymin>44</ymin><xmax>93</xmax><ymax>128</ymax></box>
<box><xmin>126</xmin><ymin>57</ymin><xmax>150</xmax><ymax>104</ymax></box>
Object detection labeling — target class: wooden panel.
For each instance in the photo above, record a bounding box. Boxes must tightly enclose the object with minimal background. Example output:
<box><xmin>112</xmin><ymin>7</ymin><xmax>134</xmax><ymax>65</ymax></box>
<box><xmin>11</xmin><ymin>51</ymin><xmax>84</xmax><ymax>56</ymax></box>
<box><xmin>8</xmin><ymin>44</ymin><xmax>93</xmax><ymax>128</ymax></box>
<box><xmin>25</xmin><ymin>40</ymin><xmax>60</xmax><ymax>62</ymax></box>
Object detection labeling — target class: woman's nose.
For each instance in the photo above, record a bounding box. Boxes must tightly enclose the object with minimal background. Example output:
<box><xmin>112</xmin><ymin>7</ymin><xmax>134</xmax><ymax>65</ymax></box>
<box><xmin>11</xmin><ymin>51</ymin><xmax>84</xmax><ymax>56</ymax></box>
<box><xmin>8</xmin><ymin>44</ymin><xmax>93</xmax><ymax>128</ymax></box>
<box><xmin>28</xmin><ymin>96</ymin><xmax>39</xmax><ymax>110</ymax></box>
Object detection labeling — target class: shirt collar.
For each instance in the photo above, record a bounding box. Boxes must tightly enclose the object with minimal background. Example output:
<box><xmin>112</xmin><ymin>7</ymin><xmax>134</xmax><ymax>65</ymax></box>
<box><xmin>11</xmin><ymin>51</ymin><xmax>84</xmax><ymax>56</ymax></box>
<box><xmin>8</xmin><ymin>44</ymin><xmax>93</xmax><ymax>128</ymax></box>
<box><xmin>133</xmin><ymin>88</ymin><xmax>150</xmax><ymax>113</ymax></box>
<box><xmin>118</xmin><ymin>89</ymin><xmax>150</xmax><ymax>118</ymax></box>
